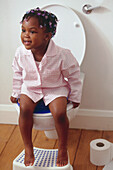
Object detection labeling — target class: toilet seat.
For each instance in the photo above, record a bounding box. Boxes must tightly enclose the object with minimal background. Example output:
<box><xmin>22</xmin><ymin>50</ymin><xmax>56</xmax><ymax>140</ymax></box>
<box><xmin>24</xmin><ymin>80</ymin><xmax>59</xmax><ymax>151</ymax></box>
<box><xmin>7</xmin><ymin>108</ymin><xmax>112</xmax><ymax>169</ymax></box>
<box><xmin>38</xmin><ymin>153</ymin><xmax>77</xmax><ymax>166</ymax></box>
<box><xmin>42</xmin><ymin>4</ymin><xmax>86</xmax><ymax>66</ymax></box>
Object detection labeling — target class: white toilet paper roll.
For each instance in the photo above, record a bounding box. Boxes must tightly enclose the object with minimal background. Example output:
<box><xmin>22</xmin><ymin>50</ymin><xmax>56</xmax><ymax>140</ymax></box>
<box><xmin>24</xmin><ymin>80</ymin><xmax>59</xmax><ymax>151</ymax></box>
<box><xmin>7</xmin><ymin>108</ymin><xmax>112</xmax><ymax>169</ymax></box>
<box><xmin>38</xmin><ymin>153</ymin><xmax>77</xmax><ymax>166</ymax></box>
<box><xmin>90</xmin><ymin>139</ymin><xmax>113</xmax><ymax>166</ymax></box>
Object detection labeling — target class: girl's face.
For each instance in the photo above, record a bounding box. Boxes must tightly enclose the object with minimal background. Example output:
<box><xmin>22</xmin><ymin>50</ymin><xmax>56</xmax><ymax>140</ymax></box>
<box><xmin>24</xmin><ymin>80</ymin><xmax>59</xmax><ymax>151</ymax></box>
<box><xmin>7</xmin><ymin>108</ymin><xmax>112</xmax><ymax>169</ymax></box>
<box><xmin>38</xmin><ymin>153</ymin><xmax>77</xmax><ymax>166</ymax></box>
<box><xmin>21</xmin><ymin>17</ymin><xmax>50</xmax><ymax>51</ymax></box>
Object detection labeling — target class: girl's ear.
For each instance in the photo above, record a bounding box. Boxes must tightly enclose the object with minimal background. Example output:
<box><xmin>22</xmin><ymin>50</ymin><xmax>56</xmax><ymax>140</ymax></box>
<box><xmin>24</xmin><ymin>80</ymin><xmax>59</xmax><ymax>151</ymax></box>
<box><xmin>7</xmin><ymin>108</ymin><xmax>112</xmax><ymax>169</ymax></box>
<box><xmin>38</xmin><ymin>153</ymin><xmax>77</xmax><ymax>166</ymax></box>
<box><xmin>45</xmin><ymin>32</ymin><xmax>52</xmax><ymax>41</ymax></box>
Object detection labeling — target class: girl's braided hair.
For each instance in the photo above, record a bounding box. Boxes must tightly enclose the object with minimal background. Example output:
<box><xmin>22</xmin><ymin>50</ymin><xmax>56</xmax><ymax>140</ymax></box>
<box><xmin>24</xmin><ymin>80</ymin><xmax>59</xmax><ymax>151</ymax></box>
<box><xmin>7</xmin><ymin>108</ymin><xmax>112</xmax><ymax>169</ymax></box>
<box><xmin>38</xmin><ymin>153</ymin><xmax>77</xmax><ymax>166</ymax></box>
<box><xmin>20</xmin><ymin>7</ymin><xmax>58</xmax><ymax>37</ymax></box>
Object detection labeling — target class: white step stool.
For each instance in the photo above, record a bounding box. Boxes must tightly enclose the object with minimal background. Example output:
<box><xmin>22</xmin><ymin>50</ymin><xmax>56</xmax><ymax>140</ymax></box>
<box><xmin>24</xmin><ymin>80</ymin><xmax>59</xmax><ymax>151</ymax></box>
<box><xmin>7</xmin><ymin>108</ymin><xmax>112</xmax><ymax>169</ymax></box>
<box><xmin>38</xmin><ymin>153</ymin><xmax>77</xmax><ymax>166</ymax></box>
<box><xmin>13</xmin><ymin>147</ymin><xmax>73</xmax><ymax>170</ymax></box>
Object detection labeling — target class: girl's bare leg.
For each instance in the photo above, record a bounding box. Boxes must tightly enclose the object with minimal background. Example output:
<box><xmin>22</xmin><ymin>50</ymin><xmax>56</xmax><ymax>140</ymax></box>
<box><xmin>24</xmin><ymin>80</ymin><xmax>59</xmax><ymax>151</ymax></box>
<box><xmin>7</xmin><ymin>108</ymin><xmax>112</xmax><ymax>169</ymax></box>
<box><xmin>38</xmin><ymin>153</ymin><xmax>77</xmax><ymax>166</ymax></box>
<box><xmin>19</xmin><ymin>94</ymin><xmax>37</xmax><ymax>166</ymax></box>
<box><xmin>49</xmin><ymin>97</ymin><xmax>69</xmax><ymax>167</ymax></box>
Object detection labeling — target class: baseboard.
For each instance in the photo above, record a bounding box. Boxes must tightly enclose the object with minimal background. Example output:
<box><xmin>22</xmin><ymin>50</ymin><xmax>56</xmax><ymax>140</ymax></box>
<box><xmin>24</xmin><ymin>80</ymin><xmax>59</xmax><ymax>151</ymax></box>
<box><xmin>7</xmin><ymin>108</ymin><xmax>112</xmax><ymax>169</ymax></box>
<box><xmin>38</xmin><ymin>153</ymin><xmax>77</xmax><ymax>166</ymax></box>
<box><xmin>70</xmin><ymin>109</ymin><xmax>113</xmax><ymax>130</ymax></box>
<box><xmin>0</xmin><ymin>104</ymin><xmax>18</xmax><ymax>125</ymax></box>
<box><xmin>0</xmin><ymin>104</ymin><xmax>113</xmax><ymax>130</ymax></box>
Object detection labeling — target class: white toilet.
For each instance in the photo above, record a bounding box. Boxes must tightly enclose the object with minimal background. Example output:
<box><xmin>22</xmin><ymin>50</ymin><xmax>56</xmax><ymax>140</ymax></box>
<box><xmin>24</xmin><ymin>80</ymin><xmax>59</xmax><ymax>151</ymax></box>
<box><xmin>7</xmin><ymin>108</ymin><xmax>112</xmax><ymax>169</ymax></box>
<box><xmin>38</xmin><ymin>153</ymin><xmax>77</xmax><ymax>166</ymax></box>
<box><xmin>13</xmin><ymin>4</ymin><xmax>86</xmax><ymax>170</ymax></box>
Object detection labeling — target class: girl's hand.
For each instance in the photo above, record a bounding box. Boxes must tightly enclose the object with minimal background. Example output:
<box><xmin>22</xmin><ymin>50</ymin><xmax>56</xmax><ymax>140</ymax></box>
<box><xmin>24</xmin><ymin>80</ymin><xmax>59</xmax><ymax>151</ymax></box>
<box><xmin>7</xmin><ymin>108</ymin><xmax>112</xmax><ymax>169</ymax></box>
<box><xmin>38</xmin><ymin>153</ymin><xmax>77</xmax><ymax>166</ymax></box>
<box><xmin>10</xmin><ymin>96</ymin><xmax>20</xmax><ymax>103</ymax></box>
<box><xmin>68</xmin><ymin>100</ymin><xmax>80</xmax><ymax>108</ymax></box>
<box><xmin>72</xmin><ymin>102</ymin><xmax>80</xmax><ymax>108</ymax></box>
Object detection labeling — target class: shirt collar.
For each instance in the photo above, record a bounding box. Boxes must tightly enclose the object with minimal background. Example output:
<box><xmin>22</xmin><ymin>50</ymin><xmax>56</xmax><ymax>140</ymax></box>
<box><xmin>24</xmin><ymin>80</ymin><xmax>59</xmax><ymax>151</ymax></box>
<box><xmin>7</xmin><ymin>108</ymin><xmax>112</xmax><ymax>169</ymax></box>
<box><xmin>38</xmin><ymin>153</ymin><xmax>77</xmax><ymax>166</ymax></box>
<box><xmin>45</xmin><ymin>39</ymin><xmax>57</xmax><ymax>57</ymax></box>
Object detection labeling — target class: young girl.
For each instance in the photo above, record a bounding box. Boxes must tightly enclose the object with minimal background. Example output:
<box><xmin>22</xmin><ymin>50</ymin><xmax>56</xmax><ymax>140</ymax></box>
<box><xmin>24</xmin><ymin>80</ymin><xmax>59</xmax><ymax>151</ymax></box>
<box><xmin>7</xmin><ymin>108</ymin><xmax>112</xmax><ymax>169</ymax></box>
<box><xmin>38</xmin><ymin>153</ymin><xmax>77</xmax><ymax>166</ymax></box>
<box><xmin>10</xmin><ymin>7</ymin><xmax>82</xmax><ymax>167</ymax></box>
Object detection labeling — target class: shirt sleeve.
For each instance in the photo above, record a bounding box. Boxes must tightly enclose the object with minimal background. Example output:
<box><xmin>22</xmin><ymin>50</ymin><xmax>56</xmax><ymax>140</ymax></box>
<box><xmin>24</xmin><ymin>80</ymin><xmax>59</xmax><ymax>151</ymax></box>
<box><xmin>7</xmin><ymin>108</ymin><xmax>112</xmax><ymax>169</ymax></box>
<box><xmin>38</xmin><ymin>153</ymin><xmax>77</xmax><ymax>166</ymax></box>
<box><xmin>11</xmin><ymin>50</ymin><xmax>23</xmax><ymax>98</ymax></box>
<box><xmin>61</xmin><ymin>50</ymin><xmax>82</xmax><ymax>103</ymax></box>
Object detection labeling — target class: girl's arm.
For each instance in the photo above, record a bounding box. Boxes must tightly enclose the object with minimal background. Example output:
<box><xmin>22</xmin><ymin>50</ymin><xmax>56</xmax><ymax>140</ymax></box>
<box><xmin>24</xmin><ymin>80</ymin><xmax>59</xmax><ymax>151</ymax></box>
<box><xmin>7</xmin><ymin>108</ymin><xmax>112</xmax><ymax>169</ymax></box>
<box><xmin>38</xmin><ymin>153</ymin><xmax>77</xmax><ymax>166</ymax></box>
<box><xmin>11</xmin><ymin>55</ymin><xmax>23</xmax><ymax>102</ymax></box>
<box><xmin>62</xmin><ymin>50</ymin><xmax>82</xmax><ymax>107</ymax></box>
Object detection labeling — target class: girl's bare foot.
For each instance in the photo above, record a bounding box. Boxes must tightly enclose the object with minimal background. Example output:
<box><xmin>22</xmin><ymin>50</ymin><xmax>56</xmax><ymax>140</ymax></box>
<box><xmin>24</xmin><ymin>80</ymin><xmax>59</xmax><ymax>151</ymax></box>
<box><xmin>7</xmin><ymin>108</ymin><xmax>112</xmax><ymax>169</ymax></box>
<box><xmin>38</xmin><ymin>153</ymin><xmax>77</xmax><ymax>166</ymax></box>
<box><xmin>24</xmin><ymin>146</ymin><xmax>35</xmax><ymax>166</ymax></box>
<box><xmin>57</xmin><ymin>147</ymin><xmax>68</xmax><ymax>167</ymax></box>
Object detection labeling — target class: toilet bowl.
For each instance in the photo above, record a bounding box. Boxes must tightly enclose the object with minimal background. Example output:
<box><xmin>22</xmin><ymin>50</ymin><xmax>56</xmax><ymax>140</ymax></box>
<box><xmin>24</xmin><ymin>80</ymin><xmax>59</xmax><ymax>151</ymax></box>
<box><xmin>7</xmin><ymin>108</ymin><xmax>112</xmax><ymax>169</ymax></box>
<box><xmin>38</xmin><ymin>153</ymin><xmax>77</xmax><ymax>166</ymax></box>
<box><xmin>15</xmin><ymin>4</ymin><xmax>86</xmax><ymax>139</ymax></box>
<box><xmin>15</xmin><ymin>99</ymin><xmax>80</xmax><ymax>139</ymax></box>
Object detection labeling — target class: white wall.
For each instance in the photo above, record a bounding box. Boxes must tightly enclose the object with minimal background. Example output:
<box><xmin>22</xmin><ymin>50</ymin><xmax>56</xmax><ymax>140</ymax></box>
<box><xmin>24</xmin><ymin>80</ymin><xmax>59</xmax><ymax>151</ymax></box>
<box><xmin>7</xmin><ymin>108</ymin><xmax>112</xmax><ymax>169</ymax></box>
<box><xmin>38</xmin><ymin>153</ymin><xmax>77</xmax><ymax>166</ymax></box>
<box><xmin>1</xmin><ymin>0</ymin><xmax>113</xmax><ymax>129</ymax></box>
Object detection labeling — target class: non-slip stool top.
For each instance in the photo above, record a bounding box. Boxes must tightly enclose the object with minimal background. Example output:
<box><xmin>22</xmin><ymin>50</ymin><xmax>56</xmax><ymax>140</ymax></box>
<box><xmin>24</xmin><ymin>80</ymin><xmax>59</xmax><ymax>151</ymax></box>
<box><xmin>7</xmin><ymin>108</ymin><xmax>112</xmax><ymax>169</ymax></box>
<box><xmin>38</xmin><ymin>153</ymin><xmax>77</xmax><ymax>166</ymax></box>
<box><xmin>13</xmin><ymin>147</ymin><xmax>73</xmax><ymax>170</ymax></box>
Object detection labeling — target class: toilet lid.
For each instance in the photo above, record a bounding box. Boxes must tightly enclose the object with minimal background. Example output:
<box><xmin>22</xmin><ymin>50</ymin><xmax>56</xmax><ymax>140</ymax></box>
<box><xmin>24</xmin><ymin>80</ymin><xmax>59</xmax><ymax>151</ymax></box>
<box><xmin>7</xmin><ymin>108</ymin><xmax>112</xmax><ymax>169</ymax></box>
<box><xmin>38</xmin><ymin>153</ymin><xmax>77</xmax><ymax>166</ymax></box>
<box><xmin>42</xmin><ymin>4</ymin><xmax>86</xmax><ymax>65</ymax></box>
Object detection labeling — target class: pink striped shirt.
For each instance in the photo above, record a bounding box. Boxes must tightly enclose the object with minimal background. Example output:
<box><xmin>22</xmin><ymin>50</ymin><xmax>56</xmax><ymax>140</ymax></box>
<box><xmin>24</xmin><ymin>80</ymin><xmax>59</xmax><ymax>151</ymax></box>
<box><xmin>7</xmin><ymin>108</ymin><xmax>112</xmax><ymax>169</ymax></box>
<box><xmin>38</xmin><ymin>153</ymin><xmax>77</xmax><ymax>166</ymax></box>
<box><xmin>12</xmin><ymin>40</ymin><xmax>82</xmax><ymax>105</ymax></box>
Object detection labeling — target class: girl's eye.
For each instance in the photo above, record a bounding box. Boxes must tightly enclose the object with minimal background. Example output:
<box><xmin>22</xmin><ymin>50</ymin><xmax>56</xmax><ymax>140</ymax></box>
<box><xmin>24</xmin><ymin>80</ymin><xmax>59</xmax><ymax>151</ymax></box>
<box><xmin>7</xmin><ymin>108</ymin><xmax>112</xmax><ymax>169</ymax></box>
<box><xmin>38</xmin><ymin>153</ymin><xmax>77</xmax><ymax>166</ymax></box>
<box><xmin>30</xmin><ymin>31</ymin><xmax>37</xmax><ymax>34</ymax></box>
<box><xmin>22</xmin><ymin>29</ymin><xmax>25</xmax><ymax>32</ymax></box>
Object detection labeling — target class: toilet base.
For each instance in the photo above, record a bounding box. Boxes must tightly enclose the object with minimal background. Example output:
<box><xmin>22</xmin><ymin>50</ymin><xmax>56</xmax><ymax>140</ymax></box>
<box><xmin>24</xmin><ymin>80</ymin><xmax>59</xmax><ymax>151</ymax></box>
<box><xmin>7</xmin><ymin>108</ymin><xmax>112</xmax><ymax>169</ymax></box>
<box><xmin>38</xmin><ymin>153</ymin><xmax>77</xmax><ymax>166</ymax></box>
<box><xmin>13</xmin><ymin>147</ymin><xmax>73</xmax><ymax>170</ymax></box>
<box><xmin>44</xmin><ymin>129</ymin><xmax>58</xmax><ymax>139</ymax></box>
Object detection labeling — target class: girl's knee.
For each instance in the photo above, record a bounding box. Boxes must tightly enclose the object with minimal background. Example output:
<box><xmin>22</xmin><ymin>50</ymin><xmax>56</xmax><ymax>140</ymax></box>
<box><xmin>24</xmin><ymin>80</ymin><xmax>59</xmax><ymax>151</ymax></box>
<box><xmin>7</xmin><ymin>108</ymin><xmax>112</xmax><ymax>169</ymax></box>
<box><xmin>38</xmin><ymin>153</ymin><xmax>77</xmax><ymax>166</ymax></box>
<box><xmin>20</xmin><ymin>104</ymin><xmax>33</xmax><ymax>119</ymax></box>
<box><xmin>49</xmin><ymin>97</ymin><xmax>68</xmax><ymax>123</ymax></box>
<box><xmin>53</xmin><ymin>110</ymin><xmax>67</xmax><ymax>123</ymax></box>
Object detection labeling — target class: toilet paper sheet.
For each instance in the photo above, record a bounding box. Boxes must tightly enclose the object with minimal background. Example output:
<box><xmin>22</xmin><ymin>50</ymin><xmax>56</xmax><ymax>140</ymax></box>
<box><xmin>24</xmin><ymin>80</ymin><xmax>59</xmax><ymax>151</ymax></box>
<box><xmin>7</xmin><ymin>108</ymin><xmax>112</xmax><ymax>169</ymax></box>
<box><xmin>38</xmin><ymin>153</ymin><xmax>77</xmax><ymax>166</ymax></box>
<box><xmin>90</xmin><ymin>139</ymin><xmax>113</xmax><ymax>169</ymax></box>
